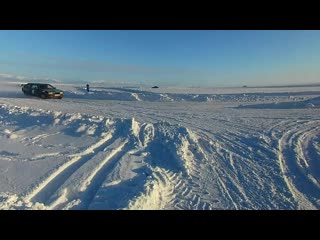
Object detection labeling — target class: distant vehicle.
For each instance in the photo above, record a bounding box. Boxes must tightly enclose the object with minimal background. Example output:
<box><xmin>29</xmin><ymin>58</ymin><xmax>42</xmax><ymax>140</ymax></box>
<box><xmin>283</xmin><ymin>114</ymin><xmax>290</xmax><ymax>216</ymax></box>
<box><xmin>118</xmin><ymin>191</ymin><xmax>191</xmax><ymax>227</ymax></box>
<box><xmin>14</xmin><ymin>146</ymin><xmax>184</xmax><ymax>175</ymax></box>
<box><xmin>152</xmin><ymin>86</ymin><xmax>159</xmax><ymax>88</ymax></box>
<box><xmin>22</xmin><ymin>83</ymin><xmax>64</xmax><ymax>99</ymax></box>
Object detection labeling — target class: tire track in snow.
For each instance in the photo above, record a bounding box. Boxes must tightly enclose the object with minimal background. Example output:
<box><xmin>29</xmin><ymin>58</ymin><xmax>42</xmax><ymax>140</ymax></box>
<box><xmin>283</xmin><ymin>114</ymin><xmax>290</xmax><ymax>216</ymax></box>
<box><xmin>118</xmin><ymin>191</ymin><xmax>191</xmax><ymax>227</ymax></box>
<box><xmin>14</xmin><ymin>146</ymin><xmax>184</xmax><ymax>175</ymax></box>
<box><xmin>190</xmin><ymin>126</ymin><xmax>272</xmax><ymax>209</ymax></box>
<box><xmin>166</xmin><ymin>126</ymin><xmax>246</xmax><ymax>209</ymax></box>
<box><xmin>32</xmin><ymin>152</ymin><xmax>61</xmax><ymax>160</ymax></box>
<box><xmin>209</xmin><ymin>117</ymin><xmax>261</xmax><ymax>132</ymax></box>
<box><xmin>48</xmin><ymin>120</ymin><xmax>151</xmax><ymax>209</ymax></box>
<box><xmin>277</xmin><ymin>121</ymin><xmax>320</xmax><ymax>209</ymax></box>
<box><xmin>197</xmin><ymin>144</ymin><xmax>244</xmax><ymax>209</ymax></box>
<box><xmin>29</xmin><ymin>132</ymin><xmax>60</xmax><ymax>143</ymax></box>
<box><xmin>126</xmin><ymin>167</ymin><xmax>177</xmax><ymax>210</ymax></box>
<box><xmin>172</xmin><ymin>130</ymin><xmax>225</xmax><ymax>210</ymax></box>
<box><xmin>80</xmin><ymin>140</ymin><xmax>129</xmax><ymax>192</ymax></box>
<box><xmin>23</xmin><ymin>130</ymin><xmax>115</xmax><ymax>204</ymax></box>
<box><xmin>156</xmin><ymin>130</ymin><xmax>206</xmax><ymax>210</ymax></box>
<box><xmin>296</xmin><ymin>127</ymin><xmax>317</xmax><ymax>169</ymax></box>
<box><xmin>303</xmin><ymin>133</ymin><xmax>320</xmax><ymax>184</ymax></box>
<box><xmin>63</xmin><ymin>139</ymin><xmax>130</xmax><ymax>210</ymax></box>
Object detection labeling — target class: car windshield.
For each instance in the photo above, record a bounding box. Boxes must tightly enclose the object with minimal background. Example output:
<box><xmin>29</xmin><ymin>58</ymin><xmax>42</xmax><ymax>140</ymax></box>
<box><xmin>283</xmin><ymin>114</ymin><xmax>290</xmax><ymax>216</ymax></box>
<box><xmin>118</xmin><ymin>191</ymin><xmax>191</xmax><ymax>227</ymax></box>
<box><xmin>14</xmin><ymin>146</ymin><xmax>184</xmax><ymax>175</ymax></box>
<box><xmin>40</xmin><ymin>84</ymin><xmax>55</xmax><ymax>89</ymax></box>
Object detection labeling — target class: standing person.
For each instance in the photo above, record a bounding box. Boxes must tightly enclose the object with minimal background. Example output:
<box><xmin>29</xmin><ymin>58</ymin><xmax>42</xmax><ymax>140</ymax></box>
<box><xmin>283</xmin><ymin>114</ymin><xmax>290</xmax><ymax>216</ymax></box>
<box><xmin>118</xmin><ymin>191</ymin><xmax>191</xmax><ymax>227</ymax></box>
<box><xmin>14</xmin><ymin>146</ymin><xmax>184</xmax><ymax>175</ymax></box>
<box><xmin>86</xmin><ymin>84</ymin><xmax>90</xmax><ymax>92</ymax></box>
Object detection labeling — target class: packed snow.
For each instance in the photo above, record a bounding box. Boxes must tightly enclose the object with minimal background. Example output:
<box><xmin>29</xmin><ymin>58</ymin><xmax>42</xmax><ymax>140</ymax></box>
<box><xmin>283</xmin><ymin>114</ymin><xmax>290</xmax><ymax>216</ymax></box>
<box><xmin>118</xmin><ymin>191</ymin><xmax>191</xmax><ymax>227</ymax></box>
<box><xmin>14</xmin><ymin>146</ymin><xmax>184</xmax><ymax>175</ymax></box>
<box><xmin>0</xmin><ymin>82</ymin><xmax>320</xmax><ymax>210</ymax></box>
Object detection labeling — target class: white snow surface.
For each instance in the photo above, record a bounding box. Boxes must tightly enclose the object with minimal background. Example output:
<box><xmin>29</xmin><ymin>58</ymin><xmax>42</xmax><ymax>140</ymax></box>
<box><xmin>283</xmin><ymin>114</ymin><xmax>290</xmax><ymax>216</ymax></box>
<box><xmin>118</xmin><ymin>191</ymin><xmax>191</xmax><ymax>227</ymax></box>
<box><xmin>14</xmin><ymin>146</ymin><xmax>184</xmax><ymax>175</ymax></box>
<box><xmin>0</xmin><ymin>82</ymin><xmax>320</xmax><ymax>210</ymax></box>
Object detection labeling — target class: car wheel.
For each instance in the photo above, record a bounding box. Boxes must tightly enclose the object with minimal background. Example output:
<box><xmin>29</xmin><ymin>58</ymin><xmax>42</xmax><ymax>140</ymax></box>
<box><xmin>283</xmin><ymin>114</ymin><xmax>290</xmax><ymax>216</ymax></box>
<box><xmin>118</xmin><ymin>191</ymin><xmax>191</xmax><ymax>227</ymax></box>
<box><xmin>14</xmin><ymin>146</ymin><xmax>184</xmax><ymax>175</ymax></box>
<box><xmin>40</xmin><ymin>94</ymin><xmax>46</xmax><ymax>99</ymax></box>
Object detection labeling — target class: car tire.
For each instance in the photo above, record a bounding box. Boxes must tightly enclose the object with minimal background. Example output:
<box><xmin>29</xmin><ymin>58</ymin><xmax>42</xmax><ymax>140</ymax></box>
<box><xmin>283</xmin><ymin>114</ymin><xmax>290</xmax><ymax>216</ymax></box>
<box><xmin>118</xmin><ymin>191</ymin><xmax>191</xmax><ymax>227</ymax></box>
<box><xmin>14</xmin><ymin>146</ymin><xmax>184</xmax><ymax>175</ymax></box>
<box><xmin>40</xmin><ymin>94</ymin><xmax>46</xmax><ymax>99</ymax></box>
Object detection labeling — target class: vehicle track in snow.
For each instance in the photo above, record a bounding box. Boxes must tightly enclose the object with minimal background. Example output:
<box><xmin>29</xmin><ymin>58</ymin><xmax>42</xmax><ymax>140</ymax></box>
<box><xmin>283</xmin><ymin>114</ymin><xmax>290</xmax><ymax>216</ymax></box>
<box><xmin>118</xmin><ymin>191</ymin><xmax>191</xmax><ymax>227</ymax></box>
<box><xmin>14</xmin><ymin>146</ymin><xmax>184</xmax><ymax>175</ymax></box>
<box><xmin>126</xmin><ymin>167</ymin><xmax>178</xmax><ymax>210</ymax></box>
<box><xmin>67</xmin><ymin>140</ymin><xmax>130</xmax><ymax>210</ymax></box>
<box><xmin>277</xmin><ymin>120</ymin><xmax>320</xmax><ymax>209</ymax></box>
<box><xmin>23</xmin><ymin>130</ymin><xmax>116</xmax><ymax>204</ymax></box>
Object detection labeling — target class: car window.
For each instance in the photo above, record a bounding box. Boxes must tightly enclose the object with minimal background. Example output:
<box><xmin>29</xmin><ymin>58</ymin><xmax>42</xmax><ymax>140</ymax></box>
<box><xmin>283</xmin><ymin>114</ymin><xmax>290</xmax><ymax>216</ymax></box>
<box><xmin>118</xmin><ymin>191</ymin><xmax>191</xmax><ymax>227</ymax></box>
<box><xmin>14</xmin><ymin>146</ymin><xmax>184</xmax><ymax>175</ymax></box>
<box><xmin>46</xmin><ymin>85</ymin><xmax>55</xmax><ymax>89</ymax></box>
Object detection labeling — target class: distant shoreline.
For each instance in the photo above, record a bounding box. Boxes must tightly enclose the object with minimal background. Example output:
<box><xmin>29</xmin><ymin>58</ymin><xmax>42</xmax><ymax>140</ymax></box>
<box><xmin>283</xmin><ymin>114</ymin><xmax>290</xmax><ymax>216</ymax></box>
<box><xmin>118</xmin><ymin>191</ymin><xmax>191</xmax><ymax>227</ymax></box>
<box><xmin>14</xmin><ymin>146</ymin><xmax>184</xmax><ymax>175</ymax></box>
<box><xmin>1</xmin><ymin>80</ymin><xmax>320</xmax><ymax>89</ymax></box>
<box><xmin>242</xmin><ymin>83</ymin><xmax>320</xmax><ymax>88</ymax></box>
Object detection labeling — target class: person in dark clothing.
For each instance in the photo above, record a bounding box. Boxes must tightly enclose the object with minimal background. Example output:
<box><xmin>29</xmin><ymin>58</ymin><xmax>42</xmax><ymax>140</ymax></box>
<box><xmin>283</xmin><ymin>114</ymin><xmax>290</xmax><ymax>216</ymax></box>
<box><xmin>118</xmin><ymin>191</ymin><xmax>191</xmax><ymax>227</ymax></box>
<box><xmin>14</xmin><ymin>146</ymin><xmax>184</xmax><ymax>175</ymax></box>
<box><xmin>86</xmin><ymin>84</ymin><xmax>90</xmax><ymax>92</ymax></box>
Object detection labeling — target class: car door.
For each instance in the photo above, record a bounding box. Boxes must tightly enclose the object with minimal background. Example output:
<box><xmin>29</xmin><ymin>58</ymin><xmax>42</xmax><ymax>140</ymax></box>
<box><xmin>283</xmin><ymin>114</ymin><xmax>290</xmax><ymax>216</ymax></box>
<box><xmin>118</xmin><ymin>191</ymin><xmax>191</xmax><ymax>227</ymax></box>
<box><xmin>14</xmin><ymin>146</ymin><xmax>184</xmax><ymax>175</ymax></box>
<box><xmin>31</xmin><ymin>84</ymin><xmax>39</xmax><ymax>96</ymax></box>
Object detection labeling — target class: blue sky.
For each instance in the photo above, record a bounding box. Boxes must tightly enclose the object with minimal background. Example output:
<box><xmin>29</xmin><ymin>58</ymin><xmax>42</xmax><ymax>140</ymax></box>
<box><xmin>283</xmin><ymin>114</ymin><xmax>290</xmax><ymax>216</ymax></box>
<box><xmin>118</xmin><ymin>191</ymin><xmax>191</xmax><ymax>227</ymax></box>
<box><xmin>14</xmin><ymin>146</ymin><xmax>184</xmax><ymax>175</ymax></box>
<box><xmin>0</xmin><ymin>30</ymin><xmax>319</xmax><ymax>86</ymax></box>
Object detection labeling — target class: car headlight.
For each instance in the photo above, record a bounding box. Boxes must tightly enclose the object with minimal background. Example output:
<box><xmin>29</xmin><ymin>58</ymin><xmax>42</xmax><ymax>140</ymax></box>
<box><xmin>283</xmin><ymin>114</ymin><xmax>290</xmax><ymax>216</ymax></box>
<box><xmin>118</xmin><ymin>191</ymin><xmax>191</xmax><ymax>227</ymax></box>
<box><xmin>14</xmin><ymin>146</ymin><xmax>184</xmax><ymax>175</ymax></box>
<box><xmin>60</xmin><ymin>92</ymin><xmax>63</xmax><ymax>94</ymax></box>
<box><xmin>48</xmin><ymin>92</ymin><xmax>53</xmax><ymax>94</ymax></box>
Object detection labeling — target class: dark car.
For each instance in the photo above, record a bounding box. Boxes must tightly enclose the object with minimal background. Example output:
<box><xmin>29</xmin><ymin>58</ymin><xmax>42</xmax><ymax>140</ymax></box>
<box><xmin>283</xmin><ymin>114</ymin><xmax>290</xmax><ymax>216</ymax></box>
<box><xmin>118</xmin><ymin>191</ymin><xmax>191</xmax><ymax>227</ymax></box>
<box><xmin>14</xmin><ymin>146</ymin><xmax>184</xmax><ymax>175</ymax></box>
<box><xmin>22</xmin><ymin>83</ymin><xmax>64</xmax><ymax>99</ymax></box>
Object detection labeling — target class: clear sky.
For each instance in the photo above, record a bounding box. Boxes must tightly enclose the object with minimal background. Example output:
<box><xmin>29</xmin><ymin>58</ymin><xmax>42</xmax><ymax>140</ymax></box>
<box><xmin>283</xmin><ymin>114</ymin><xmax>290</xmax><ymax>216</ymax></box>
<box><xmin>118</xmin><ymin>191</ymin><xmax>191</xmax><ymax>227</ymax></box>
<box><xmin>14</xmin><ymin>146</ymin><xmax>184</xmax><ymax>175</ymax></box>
<box><xmin>0</xmin><ymin>30</ymin><xmax>319</xmax><ymax>86</ymax></box>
